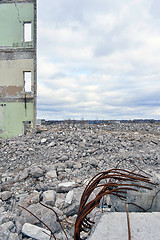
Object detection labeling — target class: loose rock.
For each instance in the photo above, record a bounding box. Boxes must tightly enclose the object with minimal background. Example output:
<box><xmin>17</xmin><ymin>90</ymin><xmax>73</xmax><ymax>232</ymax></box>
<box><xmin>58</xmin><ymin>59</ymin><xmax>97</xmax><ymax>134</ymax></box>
<box><xmin>22</xmin><ymin>223</ymin><xmax>51</xmax><ymax>240</ymax></box>
<box><xmin>0</xmin><ymin>122</ymin><xmax>160</xmax><ymax>239</ymax></box>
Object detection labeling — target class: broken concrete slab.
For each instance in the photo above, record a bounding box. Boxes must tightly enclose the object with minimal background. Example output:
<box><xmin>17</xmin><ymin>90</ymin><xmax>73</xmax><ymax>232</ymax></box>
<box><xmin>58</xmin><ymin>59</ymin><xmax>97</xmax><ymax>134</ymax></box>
<box><xmin>0</xmin><ymin>122</ymin><xmax>160</xmax><ymax>239</ymax></box>
<box><xmin>88</xmin><ymin>212</ymin><xmax>160</xmax><ymax>240</ymax></box>
<box><xmin>110</xmin><ymin>187</ymin><xmax>160</xmax><ymax>212</ymax></box>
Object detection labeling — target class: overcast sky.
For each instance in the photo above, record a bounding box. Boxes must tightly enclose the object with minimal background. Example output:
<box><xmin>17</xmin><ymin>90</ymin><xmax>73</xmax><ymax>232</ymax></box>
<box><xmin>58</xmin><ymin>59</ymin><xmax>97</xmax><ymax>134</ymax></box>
<box><xmin>37</xmin><ymin>0</ymin><xmax>160</xmax><ymax>120</ymax></box>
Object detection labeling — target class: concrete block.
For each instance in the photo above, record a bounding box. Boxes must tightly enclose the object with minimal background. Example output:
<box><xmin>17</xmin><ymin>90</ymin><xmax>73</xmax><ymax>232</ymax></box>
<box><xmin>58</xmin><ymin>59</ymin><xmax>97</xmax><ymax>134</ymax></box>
<box><xmin>22</xmin><ymin>223</ymin><xmax>51</xmax><ymax>240</ymax></box>
<box><xmin>88</xmin><ymin>212</ymin><xmax>160</xmax><ymax>240</ymax></box>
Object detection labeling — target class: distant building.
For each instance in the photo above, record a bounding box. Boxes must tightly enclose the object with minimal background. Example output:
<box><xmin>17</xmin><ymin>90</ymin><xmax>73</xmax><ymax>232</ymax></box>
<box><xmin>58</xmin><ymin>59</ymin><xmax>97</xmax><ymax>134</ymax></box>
<box><xmin>0</xmin><ymin>0</ymin><xmax>37</xmax><ymax>138</ymax></box>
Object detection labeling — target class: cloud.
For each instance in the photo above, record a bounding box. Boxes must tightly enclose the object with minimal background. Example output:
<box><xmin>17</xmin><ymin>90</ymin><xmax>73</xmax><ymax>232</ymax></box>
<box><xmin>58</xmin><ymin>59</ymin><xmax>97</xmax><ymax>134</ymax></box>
<box><xmin>37</xmin><ymin>0</ymin><xmax>160</xmax><ymax>120</ymax></box>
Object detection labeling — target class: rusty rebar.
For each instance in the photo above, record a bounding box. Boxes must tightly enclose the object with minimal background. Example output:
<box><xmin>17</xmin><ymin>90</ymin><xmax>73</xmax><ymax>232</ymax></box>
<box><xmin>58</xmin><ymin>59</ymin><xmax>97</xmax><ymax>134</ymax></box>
<box><xmin>18</xmin><ymin>204</ymin><xmax>56</xmax><ymax>240</ymax></box>
<box><xmin>74</xmin><ymin>168</ymin><xmax>155</xmax><ymax>240</ymax></box>
<box><xmin>16</xmin><ymin>165</ymin><xmax>157</xmax><ymax>240</ymax></box>
<box><xmin>126</xmin><ymin>203</ymin><xmax>131</xmax><ymax>240</ymax></box>
<box><xmin>39</xmin><ymin>201</ymin><xmax>69</xmax><ymax>240</ymax></box>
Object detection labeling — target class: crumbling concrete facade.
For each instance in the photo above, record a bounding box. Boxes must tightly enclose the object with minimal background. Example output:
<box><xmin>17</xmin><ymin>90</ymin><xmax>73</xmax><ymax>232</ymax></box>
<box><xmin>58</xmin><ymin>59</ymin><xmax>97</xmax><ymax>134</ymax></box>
<box><xmin>0</xmin><ymin>0</ymin><xmax>37</xmax><ymax>138</ymax></box>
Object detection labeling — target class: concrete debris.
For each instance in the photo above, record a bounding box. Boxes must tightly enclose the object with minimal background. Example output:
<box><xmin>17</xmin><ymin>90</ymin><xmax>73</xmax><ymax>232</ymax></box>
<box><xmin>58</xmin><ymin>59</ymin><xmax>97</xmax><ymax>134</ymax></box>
<box><xmin>8</xmin><ymin>232</ymin><xmax>19</xmax><ymax>240</ymax></box>
<box><xmin>42</xmin><ymin>190</ymin><xmax>56</xmax><ymax>206</ymax></box>
<box><xmin>46</xmin><ymin>169</ymin><xmax>57</xmax><ymax>178</ymax></box>
<box><xmin>22</xmin><ymin>223</ymin><xmax>51</xmax><ymax>240</ymax></box>
<box><xmin>57</xmin><ymin>181</ymin><xmax>77</xmax><ymax>193</ymax></box>
<box><xmin>41</xmin><ymin>138</ymin><xmax>47</xmax><ymax>144</ymax></box>
<box><xmin>88</xmin><ymin>212</ymin><xmax>160</xmax><ymax>240</ymax></box>
<box><xmin>0</xmin><ymin>224</ymin><xmax>10</xmax><ymax>240</ymax></box>
<box><xmin>110</xmin><ymin>187</ymin><xmax>160</xmax><ymax>212</ymax></box>
<box><xmin>0</xmin><ymin>122</ymin><xmax>160</xmax><ymax>239</ymax></box>
<box><xmin>0</xmin><ymin>191</ymin><xmax>12</xmax><ymax>201</ymax></box>
<box><xmin>0</xmin><ymin>221</ymin><xmax>14</xmax><ymax>240</ymax></box>
<box><xmin>47</xmin><ymin>141</ymin><xmax>56</xmax><ymax>148</ymax></box>
<box><xmin>30</xmin><ymin>166</ymin><xmax>44</xmax><ymax>178</ymax></box>
<box><xmin>19</xmin><ymin>203</ymin><xmax>61</xmax><ymax>233</ymax></box>
<box><xmin>65</xmin><ymin>190</ymin><xmax>74</xmax><ymax>205</ymax></box>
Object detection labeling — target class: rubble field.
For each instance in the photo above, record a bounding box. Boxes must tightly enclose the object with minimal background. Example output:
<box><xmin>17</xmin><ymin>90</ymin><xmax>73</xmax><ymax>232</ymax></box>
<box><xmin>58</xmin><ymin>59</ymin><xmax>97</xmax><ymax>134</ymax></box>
<box><xmin>0</xmin><ymin>122</ymin><xmax>160</xmax><ymax>240</ymax></box>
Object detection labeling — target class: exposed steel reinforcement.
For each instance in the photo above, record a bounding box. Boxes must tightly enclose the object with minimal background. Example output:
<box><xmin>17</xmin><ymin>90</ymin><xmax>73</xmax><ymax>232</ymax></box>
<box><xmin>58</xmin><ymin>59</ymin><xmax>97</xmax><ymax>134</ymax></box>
<box><xmin>74</xmin><ymin>168</ymin><xmax>155</xmax><ymax>240</ymax></box>
<box><xmin>18</xmin><ymin>166</ymin><xmax>156</xmax><ymax>240</ymax></box>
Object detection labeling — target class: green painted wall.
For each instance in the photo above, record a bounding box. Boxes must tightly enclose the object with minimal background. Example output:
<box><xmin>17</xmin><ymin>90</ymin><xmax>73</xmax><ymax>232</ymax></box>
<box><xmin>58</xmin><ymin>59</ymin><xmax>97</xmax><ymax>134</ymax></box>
<box><xmin>0</xmin><ymin>1</ymin><xmax>36</xmax><ymax>139</ymax></box>
<box><xmin>0</xmin><ymin>3</ymin><xmax>34</xmax><ymax>47</ymax></box>
<box><xmin>0</xmin><ymin>102</ymin><xmax>34</xmax><ymax>139</ymax></box>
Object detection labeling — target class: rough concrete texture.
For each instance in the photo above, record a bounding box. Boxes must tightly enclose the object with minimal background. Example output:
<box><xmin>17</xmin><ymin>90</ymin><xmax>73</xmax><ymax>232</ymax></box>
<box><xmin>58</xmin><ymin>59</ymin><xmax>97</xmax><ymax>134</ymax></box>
<box><xmin>0</xmin><ymin>122</ymin><xmax>160</xmax><ymax>239</ymax></box>
<box><xmin>22</xmin><ymin>223</ymin><xmax>51</xmax><ymax>240</ymax></box>
<box><xmin>88</xmin><ymin>212</ymin><xmax>160</xmax><ymax>240</ymax></box>
<box><xmin>0</xmin><ymin>0</ymin><xmax>37</xmax><ymax>138</ymax></box>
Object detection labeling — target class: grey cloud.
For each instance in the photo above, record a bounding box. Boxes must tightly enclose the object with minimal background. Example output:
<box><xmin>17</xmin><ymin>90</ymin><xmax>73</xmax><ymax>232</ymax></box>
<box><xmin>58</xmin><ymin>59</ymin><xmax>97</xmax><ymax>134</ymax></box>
<box><xmin>94</xmin><ymin>34</ymin><xmax>130</xmax><ymax>57</ymax></box>
<box><xmin>150</xmin><ymin>0</ymin><xmax>160</xmax><ymax>20</ymax></box>
<box><xmin>37</xmin><ymin>0</ymin><xmax>160</xmax><ymax>120</ymax></box>
<box><xmin>38</xmin><ymin>0</ymin><xmax>125</xmax><ymax>26</ymax></box>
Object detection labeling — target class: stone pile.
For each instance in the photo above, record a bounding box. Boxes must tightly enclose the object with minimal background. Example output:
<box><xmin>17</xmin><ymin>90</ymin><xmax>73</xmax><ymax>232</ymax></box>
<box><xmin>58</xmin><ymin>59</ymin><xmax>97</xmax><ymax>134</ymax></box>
<box><xmin>0</xmin><ymin>122</ymin><xmax>160</xmax><ymax>239</ymax></box>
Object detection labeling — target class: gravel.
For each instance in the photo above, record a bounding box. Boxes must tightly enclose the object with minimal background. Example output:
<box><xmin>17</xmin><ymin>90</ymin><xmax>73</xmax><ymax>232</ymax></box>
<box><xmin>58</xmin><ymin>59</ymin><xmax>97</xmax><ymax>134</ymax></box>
<box><xmin>0</xmin><ymin>122</ymin><xmax>160</xmax><ymax>239</ymax></box>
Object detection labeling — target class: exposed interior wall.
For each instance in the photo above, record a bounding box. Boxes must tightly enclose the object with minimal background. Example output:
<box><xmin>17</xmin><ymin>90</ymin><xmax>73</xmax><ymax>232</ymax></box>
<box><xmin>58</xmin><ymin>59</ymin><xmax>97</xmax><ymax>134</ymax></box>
<box><xmin>0</xmin><ymin>0</ymin><xmax>37</xmax><ymax>139</ymax></box>
<box><xmin>0</xmin><ymin>3</ymin><xmax>34</xmax><ymax>48</ymax></box>
<box><xmin>0</xmin><ymin>102</ymin><xmax>34</xmax><ymax>138</ymax></box>
<box><xmin>0</xmin><ymin>59</ymin><xmax>34</xmax><ymax>87</ymax></box>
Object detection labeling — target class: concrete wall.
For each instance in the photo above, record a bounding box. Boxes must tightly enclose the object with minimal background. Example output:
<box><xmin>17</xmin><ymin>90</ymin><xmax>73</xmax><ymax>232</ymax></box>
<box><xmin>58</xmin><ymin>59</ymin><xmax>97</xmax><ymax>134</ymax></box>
<box><xmin>0</xmin><ymin>102</ymin><xmax>34</xmax><ymax>138</ymax></box>
<box><xmin>0</xmin><ymin>0</ymin><xmax>37</xmax><ymax>139</ymax></box>
<box><xmin>0</xmin><ymin>3</ymin><xmax>34</xmax><ymax>48</ymax></box>
<box><xmin>0</xmin><ymin>59</ymin><xmax>34</xmax><ymax>87</ymax></box>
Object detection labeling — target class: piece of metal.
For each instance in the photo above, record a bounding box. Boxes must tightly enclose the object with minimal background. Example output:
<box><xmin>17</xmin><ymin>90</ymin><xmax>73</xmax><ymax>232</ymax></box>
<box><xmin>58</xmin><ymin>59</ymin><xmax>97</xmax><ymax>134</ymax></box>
<box><xmin>74</xmin><ymin>168</ymin><xmax>155</xmax><ymax>240</ymax></box>
<box><xmin>13</xmin><ymin>164</ymin><xmax>157</xmax><ymax>240</ymax></box>
<box><xmin>126</xmin><ymin>203</ymin><xmax>131</xmax><ymax>240</ymax></box>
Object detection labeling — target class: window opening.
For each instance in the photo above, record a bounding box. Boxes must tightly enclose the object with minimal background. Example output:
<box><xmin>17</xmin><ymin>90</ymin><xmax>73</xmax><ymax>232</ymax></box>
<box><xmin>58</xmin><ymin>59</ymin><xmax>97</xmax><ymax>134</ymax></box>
<box><xmin>24</xmin><ymin>72</ymin><xmax>32</xmax><ymax>92</ymax></box>
<box><xmin>24</xmin><ymin>22</ymin><xmax>32</xmax><ymax>42</ymax></box>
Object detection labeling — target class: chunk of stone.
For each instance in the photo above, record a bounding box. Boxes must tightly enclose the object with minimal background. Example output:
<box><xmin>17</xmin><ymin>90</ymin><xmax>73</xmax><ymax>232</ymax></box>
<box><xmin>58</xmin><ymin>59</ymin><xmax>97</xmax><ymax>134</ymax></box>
<box><xmin>0</xmin><ymin>212</ymin><xmax>8</xmax><ymax>225</ymax></box>
<box><xmin>18</xmin><ymin>194</ymin><xmax>30</xmax><ymax>207</ymax></box>
<box><xmin>1</xmin><ymin>221</ymin><xmax>14</xmax><ymax>231</ymax></box>
<box><xmin>52</xmin><ymin>206</ymin><xmax>63</xmax><ymax>216</ymax></box>
<box><xmin>65</xmin><ymin>202</ymin><xmax>79</xmax><ymax>217</ymax></box>
<box><xmin>22</xmin><ymin>223</ymin><xmax>51</xmax><ymax>240</ymax></box>
<box><xmin>0</xmin><ymin>206</ymin><xmax>5</xmax><ymax>214</ymax></box>
<box><xmin>18</xmin><ymin>169</ymin><xmax>29</xmax><ymax>179</ymax></box>
<box><xmin>18</xmin><ymin>192</ymin><xmax>40</xmax><ymax>207</ymax></box>
<box><xmin>41</xmin><ymin>138</ymin><xmax>47</xmax><ymax>143</ymax></box>
<box><xmin>0</xmin><ymin>221</ymin><xmax>15</xmax><ymax>240</ymax></box>
<box><xmin>30</xmin><ymin>167</ymin><xmax>44</xmax><ymax>178</ymax></box>
<box><xmin>152</xmin><ymin>172</ymin><xmax>160</xmax><ymax>184</ymax></box>
<box><xmin>46</xmin><ymin>170</ymin><xmax>57</xmax><ymax>178</ymax></box>
<box><xmin>57</xmin><ymin>181</ymin><xmax>77</xmax><ymax>193</ymax></box>
<box><xmin>110</xmin><ymin>188</ymin><xmax>160</xmax><ymax>212</ymax></box>
<box><xmin>8</xmin><ymin>232</ymin><xmax>19</xmax><ymax>240</ymax></box>
<box><xmin>65</xmin><ymin>190</ymin><xmax>74</xmax><ymax>205</ymax></box>
<box><xmin>89</xmin><ymin>158</ymin><xmax>98</xmax><ymax>167</ymax></box>
<box><xmin>0</xmin><ymin>191</ymin><xmax>12</xmax><ymax>201</ymax></box>
<box><xmin>73</xmin><ymin>163</ymin><xmax>82</xmax><ymax>169</ymax></box>
<box><xmin>55</xmin><ymin>231</ymin><xmax>73</xmax><ymax>240</ymax></box>
<box><xmin>20</xmin><ymin>203</ymin><xmax>60</xmax><ymax>233</ymax></box>
<box><xmin>42</xmin><ymin>190</ymin><xmax>56</xmax><ymax>206</ymax></box>
<box><xmin>55</xmin><ymin>197</ymin><xmax>65</xmax><ymax>208</ymax></box>
<box><xmin>47</xmin><ymin>142</ymin><xmax>56</xmax><ymax>147</ymax></box>
<box><xmin>58</xmin><ymin>155</ymin><xmax>69</xmax><ymax>162</ymax></box>
<box><xmin>0</xmin><ymin>224</ymin><xmax>10</xmax><ymax>240</ymax></box>
<box><xmin>15</xmin><ymin>221</ymin><xmax>22</xmax><ymax>234</ymax></box>
<box><xmin>29</xmin><ymin>191</ymin><xmax>40</xmax><ymax>204</ymax></box>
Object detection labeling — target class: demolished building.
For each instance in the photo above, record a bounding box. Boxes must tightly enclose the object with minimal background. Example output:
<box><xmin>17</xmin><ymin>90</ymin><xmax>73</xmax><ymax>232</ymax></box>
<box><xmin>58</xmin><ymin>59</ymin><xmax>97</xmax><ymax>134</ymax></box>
<box><xmin>0</xmin><ymin>0</ymin><xmax>37</xmax><ymax>138</ymax></box>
